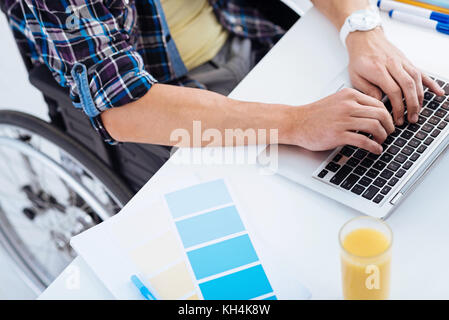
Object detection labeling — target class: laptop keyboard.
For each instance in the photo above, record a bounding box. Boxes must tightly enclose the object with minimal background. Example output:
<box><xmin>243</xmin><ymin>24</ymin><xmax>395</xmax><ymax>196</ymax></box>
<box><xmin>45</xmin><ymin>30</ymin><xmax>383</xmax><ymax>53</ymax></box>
<box><xmin>315</xmin><ymin>76</ymin><xmax>449</xmax><ymax>205</ymax></box>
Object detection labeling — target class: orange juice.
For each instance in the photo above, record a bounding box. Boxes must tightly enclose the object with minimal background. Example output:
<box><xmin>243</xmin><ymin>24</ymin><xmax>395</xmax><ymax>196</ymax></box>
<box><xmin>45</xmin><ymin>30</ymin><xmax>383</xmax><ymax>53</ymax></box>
<box><xmin>341</xmin><ymin>227</ymin><xmax>392</xmax><ymax>300</ymax></box>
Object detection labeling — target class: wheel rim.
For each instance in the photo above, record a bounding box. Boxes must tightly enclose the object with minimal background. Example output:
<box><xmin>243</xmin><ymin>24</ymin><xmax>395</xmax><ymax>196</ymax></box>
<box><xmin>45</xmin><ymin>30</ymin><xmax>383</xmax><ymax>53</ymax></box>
<box><xmin>0</xmin><ymin>123</ymin><xmax>124</xmax><ymax>293</ymax></box>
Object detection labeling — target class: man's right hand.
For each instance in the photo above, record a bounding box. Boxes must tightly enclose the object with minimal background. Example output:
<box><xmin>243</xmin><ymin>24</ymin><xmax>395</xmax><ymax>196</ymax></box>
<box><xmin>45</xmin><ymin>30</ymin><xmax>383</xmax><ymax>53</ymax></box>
<box><xmin>289</xmin><ymin>88</ymin><xmax>395</xmax><ymax>155</ymax></box>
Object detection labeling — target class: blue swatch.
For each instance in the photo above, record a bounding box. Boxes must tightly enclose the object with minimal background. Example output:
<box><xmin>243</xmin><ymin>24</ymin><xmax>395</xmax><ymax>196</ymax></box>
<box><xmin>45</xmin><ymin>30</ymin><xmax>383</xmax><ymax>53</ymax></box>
<box><xmin>176</xmin><ymin>206</ymin><xmax>244</xmax><ymax>248</ymax></box>
<box><xmin>165</xmin><ymin>179</ymin><xmax>232</xmax><ymax>218</ymax></box>
<box><xmin>263</xmin><ymin>296</ymin><xmax>277</xmax><ymax>300</ymax></box>
<box><xmin>187</xmin><ymin>235</ymin><xmax>259</xmax><ymax>280</ymax></box>
<box><xmin>199</xmin><ymin>265</ymin><xmax>273</xmax><ymax>300</ymax></box>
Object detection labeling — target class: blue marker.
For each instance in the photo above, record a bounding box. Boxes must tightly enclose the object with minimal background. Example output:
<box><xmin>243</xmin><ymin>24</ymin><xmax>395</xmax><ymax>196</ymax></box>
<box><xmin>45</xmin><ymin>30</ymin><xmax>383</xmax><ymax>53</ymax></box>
<box><xmin>131</xmin><ymin>275</ymin><xmax>158</xmax><ymax>300</ymax></box>
<box><xmin>378</xmin><ymin>0</ymin><xmax>449</xmax><ymax>24</ymax></box>
<box><xmin>389</xmin><ymin>10</ymin><xmax>449</xmax><ymax>36</ymax></box>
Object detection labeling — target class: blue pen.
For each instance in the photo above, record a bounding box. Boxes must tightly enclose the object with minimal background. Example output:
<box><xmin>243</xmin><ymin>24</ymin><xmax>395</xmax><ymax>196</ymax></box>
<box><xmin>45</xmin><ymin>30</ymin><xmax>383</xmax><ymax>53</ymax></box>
<box><xmin>389</xmin><ymin>10</ymin><xmax>449</xmax><ymax>36</ymax></box>
<box><xmin>131</xmin><ymin>275</ymin><xmax>158</xmax><ymax>300</ymax></box>
<box><xmin>378</xmin><ymin>0</ymin><xmax>449</xmax><ymax>24</ymax></box>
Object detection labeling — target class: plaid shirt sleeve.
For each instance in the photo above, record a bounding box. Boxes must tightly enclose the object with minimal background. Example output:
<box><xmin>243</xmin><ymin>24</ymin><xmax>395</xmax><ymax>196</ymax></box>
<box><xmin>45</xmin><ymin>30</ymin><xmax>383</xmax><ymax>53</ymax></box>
<box><xmin>24</xmin><ymin>0</ymin><xmax>157</xmax><ymax>116</ymax></box>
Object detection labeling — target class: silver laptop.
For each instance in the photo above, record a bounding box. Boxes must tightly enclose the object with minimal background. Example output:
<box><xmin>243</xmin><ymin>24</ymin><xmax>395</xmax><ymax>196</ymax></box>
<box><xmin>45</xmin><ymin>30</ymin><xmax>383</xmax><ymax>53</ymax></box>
<box><xmin>258</xmin><ymin>70</ymin><xmax>449</xmax><ymax>219</ymax></box>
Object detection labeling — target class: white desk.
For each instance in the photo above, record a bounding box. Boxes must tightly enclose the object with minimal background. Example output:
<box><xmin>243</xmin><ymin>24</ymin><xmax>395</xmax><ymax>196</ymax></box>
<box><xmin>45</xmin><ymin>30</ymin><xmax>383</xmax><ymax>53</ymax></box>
<box><xmin>40</xmin><ymin>7</ymin><xmax>449</xmax><ymax>300</ymax></box>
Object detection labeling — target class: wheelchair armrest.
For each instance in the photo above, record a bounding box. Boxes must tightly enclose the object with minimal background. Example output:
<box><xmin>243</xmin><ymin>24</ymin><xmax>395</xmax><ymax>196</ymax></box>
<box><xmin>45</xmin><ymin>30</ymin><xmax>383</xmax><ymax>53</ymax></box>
<box><xmin>28</xmin><ymin>64</ymin><xmax>72</xmax><ymax>104</ymax></box>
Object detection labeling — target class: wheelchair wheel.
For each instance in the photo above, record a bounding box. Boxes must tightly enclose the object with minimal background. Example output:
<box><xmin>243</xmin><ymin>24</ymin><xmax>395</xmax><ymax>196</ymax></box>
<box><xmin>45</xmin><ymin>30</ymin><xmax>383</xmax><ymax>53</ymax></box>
<box><xmin>0</xmin><ymin>110</ymin><xmax>133</xmax><ymax>294</ymax></box>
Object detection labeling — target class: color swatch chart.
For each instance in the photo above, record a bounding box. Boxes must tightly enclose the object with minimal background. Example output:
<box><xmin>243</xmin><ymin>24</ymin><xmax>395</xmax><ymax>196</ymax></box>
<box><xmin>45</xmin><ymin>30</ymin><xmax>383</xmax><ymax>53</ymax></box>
<box><xmin>124</xmin><ymin>179</ymin><xmax>276</xmax><ymax>300</ymax></box>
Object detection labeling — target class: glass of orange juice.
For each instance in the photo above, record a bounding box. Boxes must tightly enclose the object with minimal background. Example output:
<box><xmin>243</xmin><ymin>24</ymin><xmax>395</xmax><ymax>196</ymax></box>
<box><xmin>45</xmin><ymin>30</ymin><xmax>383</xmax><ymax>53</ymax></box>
<box><xmin>339</xmin><ymin>216</ymin><xmax>393</xmax><ymax>300</ymax></box>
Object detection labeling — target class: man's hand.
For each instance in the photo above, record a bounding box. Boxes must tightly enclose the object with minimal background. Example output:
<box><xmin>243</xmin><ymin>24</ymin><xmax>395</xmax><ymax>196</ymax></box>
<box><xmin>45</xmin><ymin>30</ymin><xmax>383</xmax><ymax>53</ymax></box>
<box><xmin>346</xmin><ymin>28</ymin><xmax>445</xmax><ymax>125</ymax></box>
<box><xmin>290</xmin><ymin>88</ymin><xmax>395</xmax><ymax>154</ymax></box>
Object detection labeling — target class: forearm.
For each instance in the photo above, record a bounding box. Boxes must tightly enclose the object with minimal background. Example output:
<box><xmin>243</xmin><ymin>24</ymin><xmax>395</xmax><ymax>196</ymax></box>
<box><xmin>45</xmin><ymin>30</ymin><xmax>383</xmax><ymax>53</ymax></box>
<box><xmin>101</xmin><ymin>84</ymin><xmax>295</xmax><ymax>147</ymax></box>
<box><xmin>311</xmin><ymin>0</ymin><xmax>370</xmax><ymax>29</ymax></box>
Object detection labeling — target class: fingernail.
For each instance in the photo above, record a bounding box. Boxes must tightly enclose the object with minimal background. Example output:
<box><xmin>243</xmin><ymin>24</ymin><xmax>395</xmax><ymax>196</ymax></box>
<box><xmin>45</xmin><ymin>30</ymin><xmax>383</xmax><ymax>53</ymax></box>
<box><xmin>411</xmin><ymin>113</ymin><xmax>418</xmax><ymax>123</ymax></box>
<box><xmin>398</xmin><ymin>117</ymin><xmax>404</xmax><ymax>126</ymax></box>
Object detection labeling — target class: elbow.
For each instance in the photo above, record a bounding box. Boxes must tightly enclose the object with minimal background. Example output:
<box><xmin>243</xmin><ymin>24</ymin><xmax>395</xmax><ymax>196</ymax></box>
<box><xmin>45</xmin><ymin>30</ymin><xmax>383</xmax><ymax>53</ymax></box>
<box><xmin>100</xmin><ymin>108</ymin><xmax>125</xmax><ymax>142</ymax></box>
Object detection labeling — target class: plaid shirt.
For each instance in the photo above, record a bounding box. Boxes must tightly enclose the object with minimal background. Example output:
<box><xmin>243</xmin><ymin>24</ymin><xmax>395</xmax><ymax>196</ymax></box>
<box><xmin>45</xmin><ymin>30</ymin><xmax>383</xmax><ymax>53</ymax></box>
<box><xmin>2</xmin><ymin>0</ymin><xmax>286</xmax><ymax>118</ymax></box>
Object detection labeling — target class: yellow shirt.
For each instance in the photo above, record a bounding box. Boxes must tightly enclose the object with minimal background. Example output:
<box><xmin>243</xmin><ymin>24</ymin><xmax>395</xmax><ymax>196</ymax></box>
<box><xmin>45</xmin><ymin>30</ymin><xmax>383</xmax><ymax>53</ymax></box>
<box><xmin>160</xmin><ymin>0</ymin><xmax>229</xmax><ymax>71</ymax></box>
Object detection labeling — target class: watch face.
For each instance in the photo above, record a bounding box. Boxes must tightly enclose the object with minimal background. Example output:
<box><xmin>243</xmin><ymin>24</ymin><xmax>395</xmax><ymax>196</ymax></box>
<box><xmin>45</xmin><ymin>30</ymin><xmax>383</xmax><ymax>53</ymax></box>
<box><xmin>349</xmin><ymin>11</ymin><xmax>380</xmax><ymax>31</ymax></box>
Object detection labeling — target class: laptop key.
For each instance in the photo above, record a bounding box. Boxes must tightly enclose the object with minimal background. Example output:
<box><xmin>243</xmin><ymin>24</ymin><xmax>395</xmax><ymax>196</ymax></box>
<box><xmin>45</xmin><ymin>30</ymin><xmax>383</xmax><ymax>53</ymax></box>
<box><xmin>387</xmin><ymin>161</ymin><xmax>400</xmax><ymax>172</ymax></box>
<box><xmin>403</xmin><ymin>161</ymin><xmax>413</xmax><ymax>170</ymax></box>
<box><xmin>396</xmin><ymin>169</ymin><xmax>406</xmax><ymax>178</ymax></box>
<box><xmin>438</xmin><ymin>121</ymin><xmax>447</xmax><ymax>130</ymax></box>
<box><xmin>401</xmin><ymin>146</ymin><xmax>414</xmax><ymax>156</ymax></box>
<box><xmin>330</xmin><ymin>165</ymin><xmax>353</xmax><ymax>185</ymax></box>
<box><xmin>318</xmin><ymin>170</ymin><xmax>329</xmax><ymax>178</ymax></box>
<box><xmin>410</xmin><ymin>153</ymin><xmax>420</xmax><ymax>161</ymax></box>
<box><xmin>384</xmin><ymin>136</ymin><xmax>394</xmax><ymax>145</ymax></box>
<box><xmin>380</xmin><ymin>169</ymin><xmax>394</xmax><ymax>179</ymax></box>
<box><xmin>340</xmin><ymin>146</ymin><xmax>355</xmax><ymax>157</ymax></box>
<box><xmin>354</xmin><ymin>166</ymin><xmax>367</xmax><ymax>176</ymax></box>
<box><xmin>442</xmin><ymin>101</ymin><xmax>449</xmax><ymax>110</ymax></box>
<box><xmin>424</xmin><ymin>137</ymin><xmax>434</xmax><ymax>145</ymax></box>
<box><xmin>388</xmin><ymin>177</ymin><xmax>399</xmax><ymax>186</ymax></box>
<box><xmin>353</xmin><ymin>149</ymin><xmax>368</xmax><ymax>160</ymax></box>
<box><xmin>387</xmin><ymin>145</ymin><xmax>400</xmax><ymax>155</ymax></box>
<box><xmin>415</xmin><ymin>131</ymin><xmax>427</xmax><ymax>140</ymax></box>
<box><xmin>373</xmin><ymin>194</ymin><xmax>384</xmax><ymax>204</ymax></box>
<box><xmin>366</xmin><ymin>168</ymin><xmax>380</xmax><ymax>179</ymax></box>
<box><xmin>359</xmin><ymin>176</ymin><xmax>373</xmax><ymax>187</ymax></box>
<box><xmin>391</xmin><ymin>129</ymin><xmax>401</xmax><ymax>137</ymax></box>
<box><xmin>373</xmin><ymin>177</ymin><xmax>387</xmax><ymax>188</ymax></box>
<box><xmin>428</xmin><ymin>101</ymin><xmax>439</xmax><ymax>110</ymax></box>
<box><xmin>361</xmin><ymin>158</ymin><xmax>374</xmax><ymax>168</ymax></box>
<box><xmin>351</xmin><ymin>184</ymin><xmax>366</xmax><ymax>195</ymax></box>
<box><xmin>367</xmin><ymin>153</ymin><xmax>380</xmax><ymax>160</ymax></box>
<box><xmin>380</xmin><ymin>153</ymin><xmax>393</xmax><ymax>163</ymax></box>
<box><xmin>346</xmin><ymin>158</ymin><xmax>360</xmax><ymax>167</ymax></box>
<box><xmin>422</xmin><ymin>123</ymin><xmax>434</xmax><ymax>132</ymax></box>
<box><xmin>435</xmin><ymin>109</ymin><xmax>447</xmax><ymax>118</ymax></box>
<box><xmin>325</xmin><ymin>162</ymin><xmax>340</xmax><ymax>172</ymax></box>
<box><xmin>408</xmin><ymin>138</ymin><xmax>420</xmax><ymax>148</ymax></box>
<box><xmin>394</xmin><ymin>138</ymin><xmax>407</xmax><ymax>147</ymax></box>
<box><xmin>421</xmin><ymin>109</ymin><xmax>433</xmax><ymax>117</ymax></box>
<box><xmin>428</xmin><ymin>116</ymin><xmax>440</xmax><ymax>125</ymax></box>
<box><xmin>332</xmin><ymin>154</ymin><xmax>342</xmax><ymax>162</ymax></box>
<box><xmin>381</xmin><ymin>186</ymin><xmax>392</xmax><ymax>195</ymax></box>
<box><xmin>417</xmin><ymin>145</ymin><xmax>427</xmax><ymax>153</ymax></box>
<box><xmin>424</xmin><ymin>92</ymin><xmax>434</xmax><ymax>100</ymax></box>
<box><xmin>418</xmin><ymin>116</ymin><xmax>426</xmax><ymax>124</ymax></box>
<box><xmin>341</xmin><ymin>174</ymin><xmax>360</xmax><ymax>190</ymax></box>
<box><xmin>394</xmin><ymin>154</ymin><xmax>407</xmax><ymax>164</ymax></box>
<box><xmin>373</xmin><ymin>161</ymin><xmax>387</xmax><ymax>171</ymax></box>
<box><xmin>407</xmin><ymin>123</ymin><xmax>420</xmax><ymax>132</ymax></box>
<box><xmin>431</xmin><ymin>129</ymin><xmax>441</xmax><ymax>138</ymax></box>
<box><xmin>363</xmin><ymin>185</ymin><xmax>380</xmax><ymax>200</ymax></box>
<box><xmin>400</xmin><ymin>130</ymin><xmax>413</xmax><ymax>140</ymax></box>
<box><xmin>434</xmin><ymin>95</ymin><xmax>446</xmax><ymax>103</ymax></box>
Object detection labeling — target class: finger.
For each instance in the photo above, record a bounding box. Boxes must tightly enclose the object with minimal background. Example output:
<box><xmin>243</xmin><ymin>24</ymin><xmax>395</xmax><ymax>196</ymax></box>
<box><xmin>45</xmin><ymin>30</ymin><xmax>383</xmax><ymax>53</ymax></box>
<box><xmin>350</xmin><ymin>105</ymin><xmax>395</xmax><ymax>135</ymax></box>
<box><xmin>388</xmin><ymin>62</ymin><xmax>420</xmax><ymax>123</ymax></box>
<box><xmin>349</xmin><ymin>118</ymin><xmax>388</xmax><ymax>145</ymax></box>
<box><xmin>371</xmin><ymin>67</ymin><xmax>405</xmax><ymax>125</ymax></box>
<box><xmin>351</xmin><ymin>74</ymin><xmax>383</xmax><ymax>101</ymax></box>
<box><xmin>422</xmin><ymin>73</ymin><xmax>446</xmax><ymax>96</ymax></box>
<box><xmin>403</xmin><ymin>63</ymin><xmax>424</xmax><ymax>108</ymax></box>
<box><xmin>343</xmin><ymin>132</ymin><xmax>383</xmax><ymax>154</ymax></box>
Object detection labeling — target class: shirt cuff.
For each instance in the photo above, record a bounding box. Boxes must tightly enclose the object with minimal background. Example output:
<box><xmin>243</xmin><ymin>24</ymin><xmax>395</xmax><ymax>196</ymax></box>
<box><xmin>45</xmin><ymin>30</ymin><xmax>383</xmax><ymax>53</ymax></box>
<box><xmin>70</xmin><ymin>50</ymin><xmax>157</xmax><ymax>117</ymax></box>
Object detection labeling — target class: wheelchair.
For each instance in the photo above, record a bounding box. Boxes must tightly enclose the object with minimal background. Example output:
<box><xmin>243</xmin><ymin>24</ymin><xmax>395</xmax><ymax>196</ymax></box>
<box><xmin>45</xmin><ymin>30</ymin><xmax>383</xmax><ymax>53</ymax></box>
<box><xmin>0</xmin><ymin>1</ymin><xmax>299</xmax><ymax>295</ymax></box>
<box><xmin>0</xmin><ymin>61</ymin><xmax>173</xmax><ymax>293</ymax></box>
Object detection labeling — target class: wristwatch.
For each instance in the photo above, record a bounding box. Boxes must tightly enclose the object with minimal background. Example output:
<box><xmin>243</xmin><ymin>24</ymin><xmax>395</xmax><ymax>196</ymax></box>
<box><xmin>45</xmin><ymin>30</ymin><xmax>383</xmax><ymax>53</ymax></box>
<box><xmin>340</xmin><ymin>8</ymin><xmax>382</xmax><ymax>48</ymax></box>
